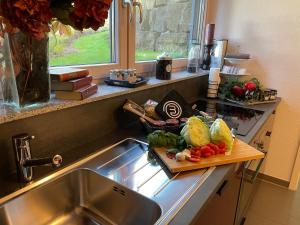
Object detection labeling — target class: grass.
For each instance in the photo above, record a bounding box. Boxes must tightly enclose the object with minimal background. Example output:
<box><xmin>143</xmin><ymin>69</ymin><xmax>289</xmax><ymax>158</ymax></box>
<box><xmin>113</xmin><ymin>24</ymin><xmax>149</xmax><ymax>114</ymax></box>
<box><xmin>49</xmin><ymin>30</ymin><xmax>186</xmax><ymax>66</ymax></box>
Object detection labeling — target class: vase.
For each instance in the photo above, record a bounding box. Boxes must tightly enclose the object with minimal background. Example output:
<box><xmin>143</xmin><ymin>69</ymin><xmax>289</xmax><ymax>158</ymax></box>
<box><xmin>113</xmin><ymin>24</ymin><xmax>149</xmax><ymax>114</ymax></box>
<box><xmin>0</xmin><ymin>32</ymin><xmax>50</xmax><ymax>108</ymax></box>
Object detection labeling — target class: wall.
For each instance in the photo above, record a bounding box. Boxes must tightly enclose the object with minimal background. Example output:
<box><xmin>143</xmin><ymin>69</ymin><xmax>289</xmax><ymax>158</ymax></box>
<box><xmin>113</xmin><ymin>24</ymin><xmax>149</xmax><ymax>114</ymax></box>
<box><xmin>136</xmin><ymin>0</ymin><xmax>192</xmax><ymax>56</ymax></box>
<box><xmin>207</xmin><ymin>0</ymin><xmax>300</xmax><ymax>182</ymax></box>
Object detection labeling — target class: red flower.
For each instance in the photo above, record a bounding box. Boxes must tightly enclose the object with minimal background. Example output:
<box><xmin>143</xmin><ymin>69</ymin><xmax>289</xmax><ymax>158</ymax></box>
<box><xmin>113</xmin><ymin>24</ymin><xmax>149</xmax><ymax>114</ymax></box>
<box><xmin>0</xmin><ymin>0</ymin><xmax>52</xmax><ymax>40</ymax></box>
<box><xmin>70</xmin><ymin>0</ymin><xmax>113</xmax><ymax>31</ymax></box>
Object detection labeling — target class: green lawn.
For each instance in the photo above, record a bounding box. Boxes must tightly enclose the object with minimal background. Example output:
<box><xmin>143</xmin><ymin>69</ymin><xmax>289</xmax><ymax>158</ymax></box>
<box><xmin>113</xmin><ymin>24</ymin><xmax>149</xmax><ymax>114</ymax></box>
<box><xmin>49</xmin><ymin>30</ymin><xmax>185</xmax><ymax>66</ymax></box>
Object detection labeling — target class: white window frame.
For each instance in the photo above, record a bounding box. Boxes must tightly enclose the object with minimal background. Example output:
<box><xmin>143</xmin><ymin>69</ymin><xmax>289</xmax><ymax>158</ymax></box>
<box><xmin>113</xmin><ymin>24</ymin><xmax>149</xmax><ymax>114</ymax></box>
<box><xmin>127</xmin><ymin>4</ymin><xmax>189</xmax><ymax>74</ymax></box>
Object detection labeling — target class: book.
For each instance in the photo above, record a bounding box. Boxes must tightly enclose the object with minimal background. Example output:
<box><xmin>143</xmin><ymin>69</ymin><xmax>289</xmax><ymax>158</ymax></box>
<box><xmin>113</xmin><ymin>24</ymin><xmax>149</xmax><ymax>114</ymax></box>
<box><xmin>50</xmin><ymin>68</ymin><xmax>89</xmax><ymax>82</ymax></box>
<box><xmin>55</xmin><ymin>84</ymin><xmax>98</xmax><ymax>100</ymax></box>
<box><xmin>51</xmin><ymin>75</ymin><xmax>93</xmax><ymax>91</ymax></box>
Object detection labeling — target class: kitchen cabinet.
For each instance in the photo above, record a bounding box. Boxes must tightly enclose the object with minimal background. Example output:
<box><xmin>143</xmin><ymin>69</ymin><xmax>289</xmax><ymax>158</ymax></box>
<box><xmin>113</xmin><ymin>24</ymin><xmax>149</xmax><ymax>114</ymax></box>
<box><xmin>235</xmin><ymin>111</ymin><xmax>276</xmax><ymax>225</ymax></box>
<box><xmin>192</xmin><ymin>165</ymin><xmax>241</xmax><ymax>225</ymax></box>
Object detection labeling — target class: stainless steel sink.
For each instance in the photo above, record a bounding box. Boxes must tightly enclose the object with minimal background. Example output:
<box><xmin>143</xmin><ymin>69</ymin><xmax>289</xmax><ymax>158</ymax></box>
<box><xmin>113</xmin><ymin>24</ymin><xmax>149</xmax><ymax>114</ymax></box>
<box><xmin>0</xmin><ymin>139</ymin><xmax>215</xmax><ymax>225</ymax></box>
<box><xmin>0</xmin><ymin>168</ymin><xmax>161</xmax><ymax>225</ymax></box>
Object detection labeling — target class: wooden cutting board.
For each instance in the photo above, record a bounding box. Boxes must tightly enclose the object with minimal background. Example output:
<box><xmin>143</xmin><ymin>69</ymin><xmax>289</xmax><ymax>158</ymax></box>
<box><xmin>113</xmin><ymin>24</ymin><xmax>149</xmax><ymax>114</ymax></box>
<box><xmin>153</xmin><ymin>139</ymin><xmax>264</xmax><ymax>173</ymax></box>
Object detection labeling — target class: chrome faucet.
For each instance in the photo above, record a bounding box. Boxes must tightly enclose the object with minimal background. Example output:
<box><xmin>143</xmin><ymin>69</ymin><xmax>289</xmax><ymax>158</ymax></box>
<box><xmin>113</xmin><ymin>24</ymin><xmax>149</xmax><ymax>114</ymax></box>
<box><xmin>12</xmin><ymin>133</ymin><xmax>63</xmax><ymax>182</ymax></box>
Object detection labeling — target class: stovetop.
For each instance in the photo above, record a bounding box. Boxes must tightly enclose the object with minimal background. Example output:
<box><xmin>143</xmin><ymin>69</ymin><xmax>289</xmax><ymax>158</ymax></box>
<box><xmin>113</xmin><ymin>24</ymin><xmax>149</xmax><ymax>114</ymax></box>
<box><xmin>195</xmin><ymin>100</ymin><xmax>264</xmax><ymax>136</ymax></box>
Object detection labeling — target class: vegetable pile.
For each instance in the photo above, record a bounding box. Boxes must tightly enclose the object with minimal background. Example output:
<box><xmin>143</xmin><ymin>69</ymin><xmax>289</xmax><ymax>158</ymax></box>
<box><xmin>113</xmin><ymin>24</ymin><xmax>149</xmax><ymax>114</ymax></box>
<box><xmin>147</xmin><ymin>116</ymin><xmax>234</xmax><ymax>163</ymax></box>
<box><xmin>218</xmin><ymin>77</ymin><xmax>262</xmax><ymax>101</ymax></box>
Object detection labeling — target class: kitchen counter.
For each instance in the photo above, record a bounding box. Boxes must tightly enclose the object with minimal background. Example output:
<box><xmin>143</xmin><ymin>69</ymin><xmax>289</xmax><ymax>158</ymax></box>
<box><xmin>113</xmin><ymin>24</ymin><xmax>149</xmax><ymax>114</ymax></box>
<box><xmin>0</xmin><ymin>97</ymin><xmax>281</xmax><ymax>224</ymax></box>
<box><xmin>170</xmin><ymin>98</ymin><xmax>281</xmax><ymax>224</ymax></box>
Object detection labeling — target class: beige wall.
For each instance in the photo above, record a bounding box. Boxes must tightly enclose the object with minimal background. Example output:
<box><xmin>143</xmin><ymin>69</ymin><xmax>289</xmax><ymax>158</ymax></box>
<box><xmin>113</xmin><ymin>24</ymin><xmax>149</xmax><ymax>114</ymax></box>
<box><xmin>207</xmin><ymin>0</ymin><xmax>300</xmax><ymax>181</ymax></box>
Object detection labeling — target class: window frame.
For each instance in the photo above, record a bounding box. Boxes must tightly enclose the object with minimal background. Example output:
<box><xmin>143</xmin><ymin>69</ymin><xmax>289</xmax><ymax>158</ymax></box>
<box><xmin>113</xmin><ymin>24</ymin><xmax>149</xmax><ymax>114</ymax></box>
<box><xmin>127</xmin><ymin>4</ymin><xmax>190</xmax><ymax>74</ymax></box>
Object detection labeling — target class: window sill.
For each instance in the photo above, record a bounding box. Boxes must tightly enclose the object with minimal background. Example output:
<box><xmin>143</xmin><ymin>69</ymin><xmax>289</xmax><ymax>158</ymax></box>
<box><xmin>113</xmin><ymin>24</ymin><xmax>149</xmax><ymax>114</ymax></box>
<box><xmin>0</xmin><ymin>70</ymin><xmax>208</xmax><ymax>125</ymax></box>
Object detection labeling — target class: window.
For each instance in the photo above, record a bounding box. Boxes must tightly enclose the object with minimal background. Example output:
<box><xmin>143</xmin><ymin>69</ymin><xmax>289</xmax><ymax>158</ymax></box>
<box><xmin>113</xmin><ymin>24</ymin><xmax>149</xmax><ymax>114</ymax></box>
<box><xmin>49</xmin><ymin>22</ymin><xmax>112</xmax><ymax>67</ymax></box>
<box><xmin>49</xmin><ymin>0</ymin><xmax>207</xmax><ymax>76</ymax></box>
<box><xmin>135</xmin><ymin>0</ymin><xmax>193</xmax><ymax>62</ymax></box>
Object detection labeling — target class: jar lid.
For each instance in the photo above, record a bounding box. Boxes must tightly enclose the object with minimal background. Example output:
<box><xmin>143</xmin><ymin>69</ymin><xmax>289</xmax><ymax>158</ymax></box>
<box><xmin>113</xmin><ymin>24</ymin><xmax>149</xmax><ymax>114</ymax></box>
<box><xmin>157</xmin><ymin>52</ymin><xmax>172</xmax><ymax>60</ymax></box>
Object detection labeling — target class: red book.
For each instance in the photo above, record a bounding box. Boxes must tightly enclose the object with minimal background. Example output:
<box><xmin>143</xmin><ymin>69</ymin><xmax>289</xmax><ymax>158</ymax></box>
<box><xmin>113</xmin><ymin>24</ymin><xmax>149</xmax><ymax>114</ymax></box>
<box><xmin>50</xmin><ymin>68</ymin><xmax>89</xmax><ymax>82</ymax></box>
<box><xmin>55</xmin><ymin>84</ymin><xmax>98</xmax><ymax>100</ymax></box>
<box><xmin>51</xmin><ymin>76</ymin><xmax>93</xmax><ymax>91</ymax></box>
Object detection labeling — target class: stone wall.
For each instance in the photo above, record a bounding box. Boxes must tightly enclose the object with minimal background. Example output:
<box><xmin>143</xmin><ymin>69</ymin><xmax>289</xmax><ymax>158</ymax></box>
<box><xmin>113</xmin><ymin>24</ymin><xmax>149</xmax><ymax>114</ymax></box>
<box><xmin>136</xmin><ymin>0</ymin><xmax>192</xmax><ymax>57</ymax></box>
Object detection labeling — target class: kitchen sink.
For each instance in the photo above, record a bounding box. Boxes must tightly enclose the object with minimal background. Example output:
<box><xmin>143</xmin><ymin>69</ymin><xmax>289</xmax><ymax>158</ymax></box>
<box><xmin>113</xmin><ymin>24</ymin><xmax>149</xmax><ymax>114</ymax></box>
<box><xmin>0</xmin><ymin>139</ymin><xmax>214</xmax><ymax>225</ymax></box>
<box><xmin>0</xmin><ymin>168</ymin><xmax>162</xmax><ymax>225</ymax></box>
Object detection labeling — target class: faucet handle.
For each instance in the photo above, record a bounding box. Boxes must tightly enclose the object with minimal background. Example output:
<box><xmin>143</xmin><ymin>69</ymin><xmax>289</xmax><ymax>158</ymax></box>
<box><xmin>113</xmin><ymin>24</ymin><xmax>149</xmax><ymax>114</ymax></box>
<box><xmin>25</xmin><ymin>135</ymin><xmax>35</xmax><ymax>141</ymax></box>
<box><xmin>52</xmin><ymin>155</ymin><xmax>63</xmax><ymax>167</ymax></box>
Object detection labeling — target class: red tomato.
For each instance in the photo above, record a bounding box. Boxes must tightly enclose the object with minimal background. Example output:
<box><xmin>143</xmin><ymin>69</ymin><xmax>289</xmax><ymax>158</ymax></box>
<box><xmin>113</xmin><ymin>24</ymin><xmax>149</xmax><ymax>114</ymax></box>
<box><xmin>191</xmin><ymin>150</ymin><xmax>201</xmax><ymax>157</ymax></box>
<box><xmin>244</xmin><ymin>81</ymin><xmax>257</xmax><ymax>91</ymax></box>
<box><xmin>201</xmin><ymin>146</ymin><xmax>211</xmax><ymax>154</ymax></box>
<box><xmin>231</xmin><ymin>85</ymin><xmax>245</xmax><ymax>97</ymax></box>
<box><xmin>188</xmin><ymin>157</ymin><xmax>201</xmax><ymax>162</ymax></box>
<box><xmin>202</xmin><ymin>152</ymin><xmax>211</xmax><ymax>158</ymax></box>
<box><xmin>219</xmin><ymin>148</ymin><xmax>226</xmax><ymax>154</ymax></box>
<box><xmin>208</xmin><ymin>143</ymin><xmax>219</xmax><ymax>154</ymax></box>
<box><xmin>217</xmin><ymin>142</ymin><xmax>226</xmax><ymax>149</ymax></box>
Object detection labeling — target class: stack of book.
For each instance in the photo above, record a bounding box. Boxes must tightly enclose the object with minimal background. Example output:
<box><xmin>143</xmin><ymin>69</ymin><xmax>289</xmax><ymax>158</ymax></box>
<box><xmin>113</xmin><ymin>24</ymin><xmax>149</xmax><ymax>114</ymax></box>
<box><xmin>50</xmin><ymin>68</ymin><xmax>98</xmax><ymax>100</ymax></box>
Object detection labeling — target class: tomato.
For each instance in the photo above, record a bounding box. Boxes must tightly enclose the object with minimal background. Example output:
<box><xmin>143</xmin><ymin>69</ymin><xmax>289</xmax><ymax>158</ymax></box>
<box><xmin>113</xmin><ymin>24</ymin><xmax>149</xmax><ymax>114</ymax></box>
<box><xmin>188</xmin><ymin>157</ymin><xmax>201</xmax><ymax>162</ymax></box>
<box><xmin>219</xmin><ymin>148</ymin><xmax>226</xmax><ymax>154</ymax></box>
<box><xmin>202</xmin><ymin>152</ymin><xmax>211</xmax><ymax>158</ymax></box>
<box><xmin>231</xmin><ymin>85</ymin><xmax>245</xmax><ymax>97</ymax></box>
<box><xmin>244</xmin><ymin>81</ymin><xmax>257</xmax><ymax>91</ymax></box>
<box><xmin>201</xmin><ymin>146</ymin><xmax>211</xmax><ymax>154</ymax></box>
<box><xmin>191</xmin><ymin>150</ymin><xmax>201</xmax><ymax>157</ymax></box>
<box><xmin>208</xmin><ymin>143</ymin><xmax>219</xmax><ymax>154</ymax></box>
<box><xmin>217</xmin><ymin>142</ymin><xmax>226</xmax><ymax>149</ymax></box>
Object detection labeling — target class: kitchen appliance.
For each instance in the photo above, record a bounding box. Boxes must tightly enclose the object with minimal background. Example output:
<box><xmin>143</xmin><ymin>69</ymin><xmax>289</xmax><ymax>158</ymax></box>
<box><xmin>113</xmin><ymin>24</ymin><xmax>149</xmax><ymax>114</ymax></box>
<box><xmin>195</xmin><ymin>100</ymin><xmax>265</xmax><ymax>136</ymax></box>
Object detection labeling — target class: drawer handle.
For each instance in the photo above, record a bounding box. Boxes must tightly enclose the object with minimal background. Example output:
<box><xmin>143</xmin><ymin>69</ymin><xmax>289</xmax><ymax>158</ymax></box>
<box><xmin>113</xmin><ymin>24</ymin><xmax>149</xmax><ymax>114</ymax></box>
<box><xmin>217</xmin><ymin>180</ymin><xmax>228</xmax><ymax>196</ymax></box>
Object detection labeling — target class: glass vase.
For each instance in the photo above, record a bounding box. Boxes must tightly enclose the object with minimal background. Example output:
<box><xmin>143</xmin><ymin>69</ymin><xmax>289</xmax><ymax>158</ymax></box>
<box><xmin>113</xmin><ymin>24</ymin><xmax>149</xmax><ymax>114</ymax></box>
<box><xmin>0</xmin><ymin>32</ymin><xmax>50</xmax><ymax>109</ymax></box>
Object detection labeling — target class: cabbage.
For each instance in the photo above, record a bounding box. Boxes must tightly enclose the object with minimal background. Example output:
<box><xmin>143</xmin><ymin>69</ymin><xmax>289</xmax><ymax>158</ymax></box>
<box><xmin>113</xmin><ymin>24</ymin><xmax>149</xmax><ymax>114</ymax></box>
<box><xmin>180</xmin><ymin>116</ymin><xmax>210</xmax><ymax>147</ymax></box>
<box><xmin>210</xmin><ymin>119</ymin><xmax>234</xmax><ymax>154</ymax></box>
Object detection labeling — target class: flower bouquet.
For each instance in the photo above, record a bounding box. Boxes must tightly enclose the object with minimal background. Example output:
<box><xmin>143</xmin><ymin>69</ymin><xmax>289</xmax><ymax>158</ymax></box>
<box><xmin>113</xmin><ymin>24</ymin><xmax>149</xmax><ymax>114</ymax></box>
<box><xmin>0</xmin><ymin>0</ymin><xmax>113</xmax><ymax>108</ymax></box>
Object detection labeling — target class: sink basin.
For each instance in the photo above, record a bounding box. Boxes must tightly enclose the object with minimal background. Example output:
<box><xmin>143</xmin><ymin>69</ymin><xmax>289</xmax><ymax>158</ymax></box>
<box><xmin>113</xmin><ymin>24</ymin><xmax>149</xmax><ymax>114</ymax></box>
<box><xmin>0</xmin><ymin>169</ymin><xmax>161</xmax><ymax>225</ymax></box>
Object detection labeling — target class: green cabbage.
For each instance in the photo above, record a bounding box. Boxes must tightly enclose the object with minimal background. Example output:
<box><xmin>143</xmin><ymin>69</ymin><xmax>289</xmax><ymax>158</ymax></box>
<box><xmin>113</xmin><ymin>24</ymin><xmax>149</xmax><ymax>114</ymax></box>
<box><xmin>180</xmin><ymin>116</ymin><xmax>210</xmax><ymax>147</ymax></box>
<box><xmin>210</xmin><ymin>119</ymin><xmax>234</xmax><ymax>154</ymax></box>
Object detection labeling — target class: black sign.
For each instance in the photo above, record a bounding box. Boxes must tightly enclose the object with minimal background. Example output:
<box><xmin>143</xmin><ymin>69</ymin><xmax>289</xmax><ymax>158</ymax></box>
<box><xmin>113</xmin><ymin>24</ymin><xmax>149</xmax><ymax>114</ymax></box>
<box><xmin>155</xmin><ymin>90</ymin><xmax>194</xmax><ymax>120</ymax></box>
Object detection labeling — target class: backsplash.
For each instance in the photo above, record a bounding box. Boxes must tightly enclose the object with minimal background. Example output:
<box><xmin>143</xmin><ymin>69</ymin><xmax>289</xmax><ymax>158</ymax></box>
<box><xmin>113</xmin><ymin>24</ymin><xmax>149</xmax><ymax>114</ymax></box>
<box><xmin>0</xmin><ymin>75</ymin><xmax>208</xmax><ymax>197</ymax></box>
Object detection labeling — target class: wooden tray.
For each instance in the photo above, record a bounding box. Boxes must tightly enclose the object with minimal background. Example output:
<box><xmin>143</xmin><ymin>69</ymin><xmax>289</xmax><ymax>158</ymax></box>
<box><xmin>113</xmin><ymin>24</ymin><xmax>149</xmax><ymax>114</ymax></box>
<box><xmin>153</xmin><ymin>139</ymin><xmax>264</xmax><ymax>173</ymax></box>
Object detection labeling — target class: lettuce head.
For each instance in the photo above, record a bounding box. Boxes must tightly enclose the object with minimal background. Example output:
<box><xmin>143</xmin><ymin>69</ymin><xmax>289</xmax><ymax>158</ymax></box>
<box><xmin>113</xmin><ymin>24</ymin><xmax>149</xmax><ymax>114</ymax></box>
<box><xmin>180</xmin><ymin>116</ymin><xmax>210</xmax><ymax>147</ymax></box>
<box><xmin>210</xmin><ymin>118</ymin><xmax>234</xmax><ymax>154</ymax></box>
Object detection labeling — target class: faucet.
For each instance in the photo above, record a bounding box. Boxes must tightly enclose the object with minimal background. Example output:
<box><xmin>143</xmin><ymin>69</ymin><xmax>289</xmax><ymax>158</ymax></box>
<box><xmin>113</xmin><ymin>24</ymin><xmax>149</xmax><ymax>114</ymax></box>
<box><xmin>12</xmin><ymin>133</ymin><xmax>63</xmax><ymax>182</ymax></box>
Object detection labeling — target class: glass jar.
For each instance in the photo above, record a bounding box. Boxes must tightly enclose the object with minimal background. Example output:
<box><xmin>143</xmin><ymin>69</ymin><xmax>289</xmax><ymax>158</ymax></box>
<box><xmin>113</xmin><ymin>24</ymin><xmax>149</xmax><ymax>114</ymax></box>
<box><xmin>187</xmin><ymin>44</ymin><xmax>201</xmax><ymax>73</ymax></box>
